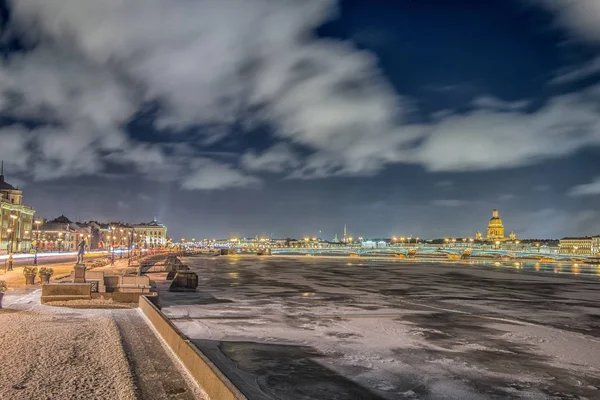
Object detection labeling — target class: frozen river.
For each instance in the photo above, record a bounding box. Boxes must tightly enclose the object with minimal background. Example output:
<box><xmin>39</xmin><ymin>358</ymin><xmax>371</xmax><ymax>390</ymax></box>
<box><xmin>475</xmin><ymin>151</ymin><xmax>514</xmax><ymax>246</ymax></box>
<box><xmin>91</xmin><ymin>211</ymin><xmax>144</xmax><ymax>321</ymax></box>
<box><xmin>157</xmin><ymin>256</ymin><xmax>600</xmax><ymax>399</ymax></box>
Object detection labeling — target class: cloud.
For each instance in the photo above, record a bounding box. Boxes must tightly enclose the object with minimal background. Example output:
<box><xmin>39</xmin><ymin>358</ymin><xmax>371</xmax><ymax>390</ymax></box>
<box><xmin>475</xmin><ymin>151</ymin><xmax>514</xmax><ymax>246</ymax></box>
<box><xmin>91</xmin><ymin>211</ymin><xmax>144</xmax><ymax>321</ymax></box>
<box><xmin>241</xmin><ymin>143</ymin><xmax>300</xmax><ymax>173</ymax></box>
<box><xmin>568</xmin><ymin>177</ymin><xmax>600</xmax><ymax>196</ymax></box>
<box><xmin>499</xmin><ymin>194</ymin><xmax>516</xmax><ymax>201</ymax></box>
<box><xmin>2</xmin><ymin>0</ymin><xmax>600</xmax><ymax>188</ymax></box>
<box><xmin>471</xmin><ymin>96</ymin><xmax>530</xmax><ymax>111</ymax></box>
<box><xmin>431</xmin><ymin>199</ymin><xmax>466</xmax><ymax>207</ymax></box>
<box><xmin>551</xmin><ymin>56</ymin><xmax>600</xmax><ymax>84</ymax></box>
<box><xmin>408</xmin><ymin>88</ymin><xmax>600</xmax><ymax>171</ymax></box>
<box><xmin>0</xmin><ymin>48</ymin><xmax>137</xmax><ymax>128</ymax></box>
<box><xmin>435</xmin><ymin>180</ymin><xmax>454</xmax><ymax>188</ymax></box>
<box><xmin>182</xmin><ymin>158</ymin><xmax>260</xmax><ymax>190</ymax></box>
<box><xmin>531</xmin><ymin>1</ymin><xmax>600</xmax><ymax>87</ymax></box>
<box><xmin>1</xmin><ymin>0</ymin><xmax>406</xmax><ymax>182</ymax></box>
<box><xmin>0</xmin><ymin>126</ymin><xmax>31</xmax><ymax>172</ymax></box>
<box><xmin>530</xmin><ymin>0</ymin><xmax>600</xmax><ymax>43</ymax></box>
<box><xmin>515</xmin><ymin>208</ymin><xmax>600</xmax><ymax>238</ymax></box>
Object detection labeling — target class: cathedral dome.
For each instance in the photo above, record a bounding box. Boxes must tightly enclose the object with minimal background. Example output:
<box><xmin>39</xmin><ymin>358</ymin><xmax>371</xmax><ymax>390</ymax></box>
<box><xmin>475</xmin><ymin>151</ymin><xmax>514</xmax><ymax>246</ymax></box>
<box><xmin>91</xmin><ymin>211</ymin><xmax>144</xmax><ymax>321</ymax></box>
<box><xmin>486</xmin><ymin>209</ymin><xmax>505</xmax><ymax>240</ymax></box>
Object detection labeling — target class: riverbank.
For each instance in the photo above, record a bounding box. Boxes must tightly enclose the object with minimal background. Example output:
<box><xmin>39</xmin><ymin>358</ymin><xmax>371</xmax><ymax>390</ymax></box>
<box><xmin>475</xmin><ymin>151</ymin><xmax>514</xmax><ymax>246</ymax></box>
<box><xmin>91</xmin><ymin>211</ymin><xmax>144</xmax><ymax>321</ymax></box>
<box><xmin>0</xmin><ymin>288</ymin><xmax>205</xmax><ymax>400</ymax></box>
<box><xmin>0</xmin><ymin>255</ymin><xmax>148</xmax><ymax>290</ymax></box>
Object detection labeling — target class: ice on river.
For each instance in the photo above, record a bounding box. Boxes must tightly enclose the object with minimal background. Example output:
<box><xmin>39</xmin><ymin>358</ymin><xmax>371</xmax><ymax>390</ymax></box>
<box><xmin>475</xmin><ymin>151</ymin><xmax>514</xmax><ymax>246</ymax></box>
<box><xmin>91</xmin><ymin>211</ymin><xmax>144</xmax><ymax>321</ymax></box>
<box><xmin>158</xmin><ymin>256</ymin><xmax>600</xmax><ymax>400</ymax></box>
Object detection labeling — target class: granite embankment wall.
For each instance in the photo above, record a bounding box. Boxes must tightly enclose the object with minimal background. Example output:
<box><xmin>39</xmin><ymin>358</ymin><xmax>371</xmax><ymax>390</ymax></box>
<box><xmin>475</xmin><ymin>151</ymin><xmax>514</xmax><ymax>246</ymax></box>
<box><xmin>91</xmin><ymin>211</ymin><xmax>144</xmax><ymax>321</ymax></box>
<box><xmin>138</xmin><ymin>295</ymin><xmax>247</xmax><ymax>400</ymax></box>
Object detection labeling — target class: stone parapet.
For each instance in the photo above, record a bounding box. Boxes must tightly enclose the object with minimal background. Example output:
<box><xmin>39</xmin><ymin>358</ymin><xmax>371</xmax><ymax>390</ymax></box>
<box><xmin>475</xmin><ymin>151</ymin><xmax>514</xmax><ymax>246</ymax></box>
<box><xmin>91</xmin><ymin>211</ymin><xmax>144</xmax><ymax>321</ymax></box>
<box><xmin>138</xmin><ymin>296</ymin><xmax>246</xmax><ymax>400</ymax></box>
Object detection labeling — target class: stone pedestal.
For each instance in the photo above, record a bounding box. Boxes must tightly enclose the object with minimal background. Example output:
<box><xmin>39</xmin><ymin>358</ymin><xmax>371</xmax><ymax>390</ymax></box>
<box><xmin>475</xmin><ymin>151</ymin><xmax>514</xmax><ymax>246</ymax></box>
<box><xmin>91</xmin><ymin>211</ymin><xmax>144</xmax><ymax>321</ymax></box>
<box><xmin>41</xmin><ymin>283</ymin><xmax>92</xmax><ymax>303</ymax></box>
<box><xmin>169</xmin><ymin>271</ymin><xmax>198</xmax><ymax>292</ymax></box>
<box><xmin>73</xmin><ymin>263</ymin><xmax>86</xmax><ymax>283</ymax></box>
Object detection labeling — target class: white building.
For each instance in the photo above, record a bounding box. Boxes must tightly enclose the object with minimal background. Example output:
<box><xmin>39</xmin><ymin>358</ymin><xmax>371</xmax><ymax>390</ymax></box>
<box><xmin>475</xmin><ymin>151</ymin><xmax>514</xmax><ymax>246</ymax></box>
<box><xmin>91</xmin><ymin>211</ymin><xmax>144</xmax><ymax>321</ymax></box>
<box><xmin>559</xmin><ymin>237</ymin><xmax>600</xmax><ymax>256</ymax></box>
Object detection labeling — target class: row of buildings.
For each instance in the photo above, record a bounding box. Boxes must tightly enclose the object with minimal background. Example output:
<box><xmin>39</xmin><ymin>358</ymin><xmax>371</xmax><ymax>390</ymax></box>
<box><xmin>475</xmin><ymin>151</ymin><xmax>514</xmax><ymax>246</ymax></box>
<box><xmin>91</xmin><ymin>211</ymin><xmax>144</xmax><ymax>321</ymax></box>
<box><xmin>558</xmin><ymin>237</ymin><xmax>600</xmax><ymax>256</ymax></box>
<box><xmin>0</xmin><ymin>168</ymin><xmax>168</xmax><ymax>254</ymax></box>
<box><xmin>480</xmin><ymin>209</ymin><xmax>599</xmax><ymax>256</ymax></box>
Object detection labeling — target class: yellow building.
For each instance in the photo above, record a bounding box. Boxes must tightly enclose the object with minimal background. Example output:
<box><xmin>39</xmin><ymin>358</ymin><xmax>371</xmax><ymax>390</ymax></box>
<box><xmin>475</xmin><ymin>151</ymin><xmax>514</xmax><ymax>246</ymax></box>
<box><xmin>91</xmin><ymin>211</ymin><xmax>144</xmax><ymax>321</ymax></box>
<box><xmin>133</xmin><ymin>217</ymin><xmax>168</xmax><ymax>249</ymax></box>
<box><xmin>486</xmin><ymin>209</ymin><xmax>505</xmax><ymax>241</ymax></box>
<box><xmin>0</xmin><ymin>165</ymin><xmax>36</xmax><ymax>254</ymax></box>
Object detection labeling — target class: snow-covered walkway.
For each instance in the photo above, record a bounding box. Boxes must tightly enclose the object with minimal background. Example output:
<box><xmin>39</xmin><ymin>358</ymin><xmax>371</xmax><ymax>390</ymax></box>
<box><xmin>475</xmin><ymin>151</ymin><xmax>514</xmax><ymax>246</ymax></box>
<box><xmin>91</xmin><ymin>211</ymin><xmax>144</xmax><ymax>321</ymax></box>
<box><xmin>0</xmin><ymin>291</ymin><xmax>203</xmax><ymax>400</ymax></box>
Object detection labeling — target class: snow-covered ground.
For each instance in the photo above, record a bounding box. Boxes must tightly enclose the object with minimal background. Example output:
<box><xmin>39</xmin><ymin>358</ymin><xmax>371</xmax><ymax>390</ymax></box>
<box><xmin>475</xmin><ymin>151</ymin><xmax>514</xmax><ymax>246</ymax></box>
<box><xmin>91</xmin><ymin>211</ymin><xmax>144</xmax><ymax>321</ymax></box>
<box><xmin>0</xmin><ymin>289</ymin><xmax>203</xmax><ymax>400</ymax></box>
<box><xmin>0</xmin><ymin>291</ymin><xmax>137</xmax><ymax>400</ymax></box>
<box><xmin>158</xmin><ymin>256</ymin><xmax>600</xmax><ymax>400</ymax></box>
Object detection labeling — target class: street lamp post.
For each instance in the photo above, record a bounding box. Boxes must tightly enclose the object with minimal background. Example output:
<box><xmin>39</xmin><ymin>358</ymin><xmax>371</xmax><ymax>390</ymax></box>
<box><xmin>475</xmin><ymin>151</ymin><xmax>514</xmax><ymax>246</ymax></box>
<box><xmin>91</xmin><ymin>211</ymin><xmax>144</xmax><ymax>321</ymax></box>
<box><xmin>34</xmin><ymin>220</ymin><xmax>41</xmax><ymax>266</ymax></box>
<box><xmin>111</xmin><ymin>226</ymin><xmax>115</xmax><ymax>265</ymax></box>
<box><xmin>128</xmin><ymin>229</ymin><xmax>133</xmax><ymax>267</ymax></box>
<box><xmin>6</xmin><ymin>227</ymin><xmax>13</xmax><ymax>271</ymax></box>
<box><xmin>120</xmin><ymin>229</ymin><xmax>124</xmax><ymax>259</ymax></box>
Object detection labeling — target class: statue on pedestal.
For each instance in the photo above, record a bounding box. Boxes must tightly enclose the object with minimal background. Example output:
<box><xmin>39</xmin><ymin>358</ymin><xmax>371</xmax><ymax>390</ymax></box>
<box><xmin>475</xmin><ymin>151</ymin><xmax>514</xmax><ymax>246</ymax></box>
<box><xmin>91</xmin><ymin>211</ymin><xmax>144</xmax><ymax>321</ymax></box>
<box><xmin>76</xmin><ymin>239</ymin><xmax>86</xmax><ymax>264</ymax></box>
<box><xmin>73</xmin><ymin>239</ymin><xmax>87</xmax><ymax>283</ymax></box>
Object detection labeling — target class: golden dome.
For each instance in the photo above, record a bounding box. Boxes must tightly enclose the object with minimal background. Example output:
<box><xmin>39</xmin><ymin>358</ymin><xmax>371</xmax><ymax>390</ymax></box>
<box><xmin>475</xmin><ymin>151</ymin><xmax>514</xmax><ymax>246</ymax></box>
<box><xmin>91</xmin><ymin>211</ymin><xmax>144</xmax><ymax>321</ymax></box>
<box><xmin>488</xmin><ymin>209</ymin><xmax>503</xmax><ymax>224</ymax></box>
<box><xmin>486</xmin><ymin>209</ymin><xmax>505</xmax><ymax>240</ymax></box>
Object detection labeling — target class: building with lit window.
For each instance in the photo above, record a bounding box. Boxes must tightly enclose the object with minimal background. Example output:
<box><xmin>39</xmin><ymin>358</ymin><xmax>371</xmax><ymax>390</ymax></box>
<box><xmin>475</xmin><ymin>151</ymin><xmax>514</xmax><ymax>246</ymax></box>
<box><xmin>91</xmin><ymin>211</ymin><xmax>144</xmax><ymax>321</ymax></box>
<box><xmin>0</xmin><ymin>165</ymin><xmax>35</xmax><ymax>254</ymax></box>
<box><xmin>133</xmin><ymin>217</ymin><xmax>168</xmax><ymax>249</ymax></box>
<box><xmin>559</xmin><ymin>237</ymin><xmax>600</xmax><ymax>256</ymax></box>
<box><xmin>37</xmin><ymin>215</ymin><xmax>92</xmax><ymax>252</ymax></box>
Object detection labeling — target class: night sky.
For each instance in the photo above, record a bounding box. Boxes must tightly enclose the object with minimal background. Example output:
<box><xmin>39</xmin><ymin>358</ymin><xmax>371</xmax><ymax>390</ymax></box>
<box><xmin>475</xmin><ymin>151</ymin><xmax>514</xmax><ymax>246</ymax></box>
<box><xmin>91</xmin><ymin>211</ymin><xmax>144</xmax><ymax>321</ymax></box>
<box><xmin>1</xmin><ymin>0</ymin><xmax>599</xmax><ymax>240</ymax></box>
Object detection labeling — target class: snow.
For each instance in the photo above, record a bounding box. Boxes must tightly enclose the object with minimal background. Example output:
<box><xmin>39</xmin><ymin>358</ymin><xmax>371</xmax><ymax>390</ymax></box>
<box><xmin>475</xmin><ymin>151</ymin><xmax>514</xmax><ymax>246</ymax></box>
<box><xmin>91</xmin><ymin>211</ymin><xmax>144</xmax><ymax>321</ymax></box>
<box><xmin>157</xmin><ymin>256</ymin><xmax>600</xmax><ymax>399</ymax></box>
<box><xmin>0</xmin><ymin>297</ymin><xmax>136</xmax><ymax>400</ymax></box>
<box><xmin>0</xmin><ymin>288</ymin><xmax>202</xmax><ymax>400</ymax></box>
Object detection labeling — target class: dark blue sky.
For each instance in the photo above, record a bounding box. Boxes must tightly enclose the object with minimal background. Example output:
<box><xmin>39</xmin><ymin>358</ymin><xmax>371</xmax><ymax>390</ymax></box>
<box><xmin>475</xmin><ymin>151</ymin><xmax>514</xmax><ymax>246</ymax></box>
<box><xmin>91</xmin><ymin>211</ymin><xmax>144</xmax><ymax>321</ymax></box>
<box><xmin>1</xmin><ymin>0</ymin><xmax>599</xmax><ymax>239</ymax></box>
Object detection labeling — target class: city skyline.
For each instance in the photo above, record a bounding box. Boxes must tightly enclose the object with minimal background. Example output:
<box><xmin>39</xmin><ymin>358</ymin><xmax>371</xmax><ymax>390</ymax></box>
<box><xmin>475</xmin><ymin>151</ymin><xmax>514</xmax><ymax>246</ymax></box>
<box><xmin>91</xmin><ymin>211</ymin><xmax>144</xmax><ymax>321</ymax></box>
<box><xmin>1</xmin><ymin>0</ymin><xmax>600</xmax><ymax>239</ymax></box>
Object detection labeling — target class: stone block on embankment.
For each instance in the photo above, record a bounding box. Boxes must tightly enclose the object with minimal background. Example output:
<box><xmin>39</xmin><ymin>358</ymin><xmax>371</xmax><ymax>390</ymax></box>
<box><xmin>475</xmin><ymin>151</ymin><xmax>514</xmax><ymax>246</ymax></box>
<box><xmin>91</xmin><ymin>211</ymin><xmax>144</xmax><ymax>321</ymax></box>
<box><xmin>41</xmin><ymin>283</ymin><xmax>92</xmax><ymax>303</ymax></box>
<box><xmin>169</xmin><ymin>271</ymin><xmax>198</xmax><ymax>292</ymax></box>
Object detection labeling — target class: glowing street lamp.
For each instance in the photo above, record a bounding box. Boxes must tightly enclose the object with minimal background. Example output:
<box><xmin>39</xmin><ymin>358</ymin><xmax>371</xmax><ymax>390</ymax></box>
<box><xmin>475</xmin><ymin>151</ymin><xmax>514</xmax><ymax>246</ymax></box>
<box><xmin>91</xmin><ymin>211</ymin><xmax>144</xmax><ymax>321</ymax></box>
<box><xmin>34</xmin><ymin>219</ymin><xmax>42</xmax><ymax>265</ymax></box>
<box><xmin>495</xmin><ymin>240</ymin><xmax>501</xmax><ymax>250</ymax></box>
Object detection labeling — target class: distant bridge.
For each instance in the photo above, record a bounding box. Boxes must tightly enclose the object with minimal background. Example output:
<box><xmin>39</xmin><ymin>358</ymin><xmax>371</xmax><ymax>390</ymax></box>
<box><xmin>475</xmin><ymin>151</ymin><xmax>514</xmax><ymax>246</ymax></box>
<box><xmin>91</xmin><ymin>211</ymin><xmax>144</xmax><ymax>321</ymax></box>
<box><xmin>268</xmin><ymin>246</ymin><xmax>582</xmax><ymax>261</ymax></box>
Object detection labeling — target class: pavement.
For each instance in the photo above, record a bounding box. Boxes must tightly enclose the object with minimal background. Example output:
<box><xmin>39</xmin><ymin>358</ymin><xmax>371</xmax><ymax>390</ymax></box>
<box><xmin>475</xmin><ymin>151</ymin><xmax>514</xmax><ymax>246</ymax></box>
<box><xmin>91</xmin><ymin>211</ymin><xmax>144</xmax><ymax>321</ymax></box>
<box><xmin>112</xmin><ymin>310</ymin><xmax>203</xmax><ymax>400</ymax></box>
<box><xmin>157</xmin><ymin>256</ymin><xmax>600</xmax><ymax>400</ymax></box>
<box><xmin>1</xmin><ymin>285</ymin><xmax>204</xmax><ymax>400</ymax></box>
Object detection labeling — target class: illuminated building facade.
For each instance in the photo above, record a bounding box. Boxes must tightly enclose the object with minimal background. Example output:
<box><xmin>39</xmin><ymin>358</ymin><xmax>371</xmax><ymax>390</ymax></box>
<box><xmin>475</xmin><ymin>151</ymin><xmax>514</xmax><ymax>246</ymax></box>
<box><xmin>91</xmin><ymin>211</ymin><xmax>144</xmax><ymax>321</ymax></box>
<box><xmin>559</xmin><ymin>237</ymin><xmax>600</xmax><ymax>256</ymax></box>
<box><xmin>486</xmin><ymin>209</ymin><xmax>505</xmax><ymax>241</ymax></box>
<box><xmin>37</xmin><ymin>216</ymin><xmax>92</xmax><ymax>252</ymax></box>
<box><xmin>133</xmin><ymin>217</ymin><xmax>168</xmax><ymax>248</ymax></box>
<box><xmin>0</xmin><ymin>165</ymin><xmax>35</xmax><ymax>254</ymax></box>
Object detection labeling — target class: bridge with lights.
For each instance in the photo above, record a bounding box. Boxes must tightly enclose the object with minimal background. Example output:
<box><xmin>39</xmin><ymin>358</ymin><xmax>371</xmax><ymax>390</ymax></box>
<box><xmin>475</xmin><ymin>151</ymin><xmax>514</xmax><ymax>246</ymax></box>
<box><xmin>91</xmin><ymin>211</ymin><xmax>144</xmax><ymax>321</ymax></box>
<box><xmin>264</xmin><ymin>246</ymin><xmax>588</xmax><ymax>261</ymax></box>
